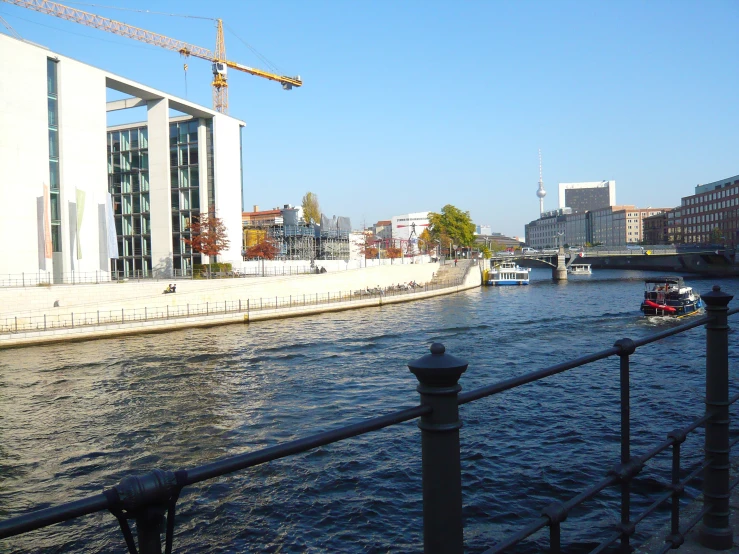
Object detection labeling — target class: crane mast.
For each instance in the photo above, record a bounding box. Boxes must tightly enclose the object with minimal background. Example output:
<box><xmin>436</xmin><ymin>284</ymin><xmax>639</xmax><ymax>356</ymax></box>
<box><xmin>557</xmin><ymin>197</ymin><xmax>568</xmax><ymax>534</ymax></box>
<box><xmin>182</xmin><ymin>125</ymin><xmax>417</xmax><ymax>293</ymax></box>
<box><xmin>2</xmin><ymin>0</ymin><xmax>302</xmax><ymax>114</ymax></box>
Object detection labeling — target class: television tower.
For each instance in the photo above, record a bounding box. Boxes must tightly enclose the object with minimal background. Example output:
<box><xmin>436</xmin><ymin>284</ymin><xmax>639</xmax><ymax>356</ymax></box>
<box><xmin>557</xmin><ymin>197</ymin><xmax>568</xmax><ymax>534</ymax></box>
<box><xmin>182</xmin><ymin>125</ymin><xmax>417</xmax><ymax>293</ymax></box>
<box><xmin>536</xmin><ymin>149</ymin><xmax>546</xmax><ymax>216</ymax></box>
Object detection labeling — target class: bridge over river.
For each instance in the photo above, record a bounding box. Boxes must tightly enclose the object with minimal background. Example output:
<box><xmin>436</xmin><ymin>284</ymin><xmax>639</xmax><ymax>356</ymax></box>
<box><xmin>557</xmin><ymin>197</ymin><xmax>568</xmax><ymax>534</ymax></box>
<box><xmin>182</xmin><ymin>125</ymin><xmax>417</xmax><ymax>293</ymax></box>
<box><xmin>492</xmin><ymin>247</ymin><xmax>739</xmax><ymax>279</ymax></box>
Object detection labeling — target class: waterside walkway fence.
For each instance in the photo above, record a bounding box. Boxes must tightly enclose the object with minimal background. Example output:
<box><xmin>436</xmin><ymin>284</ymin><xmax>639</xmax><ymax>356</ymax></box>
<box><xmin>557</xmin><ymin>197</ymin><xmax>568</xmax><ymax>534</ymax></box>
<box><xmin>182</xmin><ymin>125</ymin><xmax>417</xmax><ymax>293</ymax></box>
<box><xmin>0</xmin><ymin>277</ymin><xmax>461</xmax><ymax>335</ymax></box>
<box><xmin>0</xmin><ymin>286</ymin><xmax>737</xmax><ymax>553</ymax></box>
<box><xmin>0</xmin><ymin>266</ymin><xmax>334</xmax><ymax>288</ymax></box>
<box><xmin>0</xmin><ymin>257</ymin><xmax>435</xmax><ymax>288</ymax></box>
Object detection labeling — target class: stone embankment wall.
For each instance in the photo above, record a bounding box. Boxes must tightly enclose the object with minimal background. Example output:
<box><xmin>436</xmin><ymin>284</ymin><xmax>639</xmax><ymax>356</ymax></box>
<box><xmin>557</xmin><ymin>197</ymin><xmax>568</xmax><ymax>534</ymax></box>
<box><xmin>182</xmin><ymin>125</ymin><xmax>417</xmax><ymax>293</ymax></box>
<box><xmin>0</xmin><ymin>263</ymin><xmax>439</xmax><ymax>317</ymax></box>
<box><xmin>0</xmin><ymin>262</ymin><xmax>482</xmax><ymax>348</ymax></box>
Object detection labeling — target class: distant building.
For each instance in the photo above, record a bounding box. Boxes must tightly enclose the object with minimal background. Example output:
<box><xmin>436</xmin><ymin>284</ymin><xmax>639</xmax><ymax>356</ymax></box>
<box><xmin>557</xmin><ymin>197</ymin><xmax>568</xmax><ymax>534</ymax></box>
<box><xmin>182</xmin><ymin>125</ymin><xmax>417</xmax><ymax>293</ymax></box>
<box><xmin>371</xmin><ymin>220</ymin><xmax>392</xmax><ymax>241</ymax></box>
<box><xmin>474</xmin><ymin>233</ymin><xmax>523</xmax><ymax>251</ymax></box>
<box><xmin>242</xmin><ymin>206</ymin><xmax>283</xmax><ymax>227</ymax></box>
<box><xmin>558</xmin><ymin>181</ymin><xmax>616</xmax><ymax>212</ymax></box>
<box><xmin>241</xmin><ymin>205</ymin><xmax>351</xmax><ymax>260</ymax></box>
<box><xmin>679</xmin><ymin>174</ymin><xmax>739</xmax><ymax>246</ymax></box>
<box><xmin>391</xmin><ymin>212</ymin><xmax>430</xmax><ymax>242</ymax></box>
<box><xmin>476</xmin><ymin>224</ymin><xmax>492</xmax><ymax>236</ymax></box>
<box><xmin>643</xmin><ymin>212</ymin><xmax>670</xmax><ymax>245</ymax></box>
<box><xmin>391</xmin><ymin>212</ymin><xmax>430</xmax><ymax>254</ymax></box>
<box><xmin>525</xmin><ymin>205</ymin><xmax>670</xmax><ymax>248</ymax></box>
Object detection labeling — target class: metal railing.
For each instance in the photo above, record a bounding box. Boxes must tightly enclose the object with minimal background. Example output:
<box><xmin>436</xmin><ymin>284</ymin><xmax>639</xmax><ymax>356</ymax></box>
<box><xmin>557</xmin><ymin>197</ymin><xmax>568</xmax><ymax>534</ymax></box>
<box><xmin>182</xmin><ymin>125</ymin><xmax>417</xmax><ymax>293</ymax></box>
<box><xmin>0</xmin><ymin>286</ymin><xmax>735</xmax><ymax>553</ymax></box>
<box><xmin>0</xmin><ymin>266</ymin><xmax>345</xmax><ymax>288</ymax></box>
<box><xmin>0</xmin><ymin>277</ymin><xmax>464</xmax><ymax>335</ymax></box>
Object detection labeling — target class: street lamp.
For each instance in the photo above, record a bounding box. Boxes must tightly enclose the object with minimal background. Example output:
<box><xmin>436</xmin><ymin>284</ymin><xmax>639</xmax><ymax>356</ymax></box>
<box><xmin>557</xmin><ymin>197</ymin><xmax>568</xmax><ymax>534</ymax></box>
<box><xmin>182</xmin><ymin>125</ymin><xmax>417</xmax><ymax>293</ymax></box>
<box><xmin>557</xmin><ymin>231</ymin><xmax>565</xmax><ymax>253</ymax></box>
<box><xmin>434</xmin><ymin>239</ymin><xmax>441</xmax><ymax>262</ymax></box>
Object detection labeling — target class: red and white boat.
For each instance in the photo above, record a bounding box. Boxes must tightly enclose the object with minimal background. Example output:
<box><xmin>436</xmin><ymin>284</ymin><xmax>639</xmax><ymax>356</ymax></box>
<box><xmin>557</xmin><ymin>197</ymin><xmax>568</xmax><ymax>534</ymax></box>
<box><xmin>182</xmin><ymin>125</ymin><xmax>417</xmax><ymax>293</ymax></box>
<box><xmin>640</xmin><ymin>277</ymin><xmax>703</xmax><ymax>317</ymax></box>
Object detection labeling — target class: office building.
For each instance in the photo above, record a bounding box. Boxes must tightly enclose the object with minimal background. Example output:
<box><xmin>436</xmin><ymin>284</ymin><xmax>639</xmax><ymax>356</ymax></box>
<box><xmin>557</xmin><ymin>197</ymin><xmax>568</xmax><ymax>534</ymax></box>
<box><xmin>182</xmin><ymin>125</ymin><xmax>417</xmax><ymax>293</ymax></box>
<box><xmin>0</xmin><ymin>33</ymin><xmax>245</xmax><ymax>281</ymax></box>
<box><xmin>558</xmin><ymin>181</ymin><xmax>616</xmax><ymax>212</ymax></box>
<box><xmin>679</xmin><ymin>174</ymin><xmax>739</xmax><ymax>246</ymax></box>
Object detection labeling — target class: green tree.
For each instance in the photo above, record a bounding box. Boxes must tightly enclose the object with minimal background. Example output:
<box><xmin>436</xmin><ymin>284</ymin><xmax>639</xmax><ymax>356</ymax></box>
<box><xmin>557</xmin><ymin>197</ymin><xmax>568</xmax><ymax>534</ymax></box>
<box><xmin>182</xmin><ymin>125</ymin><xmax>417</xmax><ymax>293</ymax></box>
<box><xmin>488</xmin><ymin>240</ymin><xmax>504</xmax><ymax>254</ymax></box>
<box><xmin>428</xmin><ymin>205</ymin><xmax>476</xmax><ymax>248</ymax></box>
<box><xmin>301</xmin><ymin>192</ymin><xmax>320</xmax><ymax>225</ymax></box>
<box><xmin>418</xmin><ymin>228</ymin><xmax>433</xmax><ymax>253</ymax></box>
<box><xmin>710</xmin><ymin>227</ymin><xmax>724</xmax><ymax>245</ymax></box>
<box><xmin>480</xmin><ymin>245</ymin><xmax>492</xmax><ymax>259</ymax></box>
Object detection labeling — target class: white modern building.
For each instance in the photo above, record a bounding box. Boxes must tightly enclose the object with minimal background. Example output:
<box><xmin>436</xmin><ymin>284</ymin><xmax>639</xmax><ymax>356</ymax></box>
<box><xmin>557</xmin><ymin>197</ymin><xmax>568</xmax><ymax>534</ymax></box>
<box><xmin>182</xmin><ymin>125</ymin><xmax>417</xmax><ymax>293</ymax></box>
<box><xmin>558</xmin><ymin>181</ymin><xmax>616</xmax><ymax>212</ymax></box>
<box><xmin>0</xmin><ymin>33</ymin><xmax>245</xmax><ymax>282</ymax></box>
<box><xmin>391</xmin><ymin>212</ymin><xmax>430</xmax><ymax>254</ymax></box>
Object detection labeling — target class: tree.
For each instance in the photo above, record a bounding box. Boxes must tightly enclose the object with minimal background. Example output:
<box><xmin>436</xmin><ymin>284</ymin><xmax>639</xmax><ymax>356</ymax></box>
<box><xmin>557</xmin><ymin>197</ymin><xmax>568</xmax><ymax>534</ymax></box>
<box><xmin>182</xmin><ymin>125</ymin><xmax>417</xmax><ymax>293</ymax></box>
<box><xmin>418</xmin><ymin>228</ymin><xmax>433</xmax><ymax>254</ymax></box>
<box><xmin>386</xmin><ymin>247</ymin><xmax>402</xmax><ymax>259</ymax></box>
<box><xmin>710</xmin><ymin>227</ymin><xmax>724</xmax><ymax>245</ymax></box>
<box><xmin>301</xmin><ymin>192</ymin><xmax>320</xmax><ymax>225</ymax></box>
<box><xmin>184</xmin><ymin>213</ymin><xmax>230</xmax><ymax>261</ymax></box>
<box><xmin>245</xmin><ymin>239</ymin><xmax>279</xmax><ymax>260</ymax></box>
<box><xmin>488</xmin><ymin>240</ymin><xmax>505</xmax><ymax>254</ymax></box>
<box><xmin>354</xmin><ymin>233</ymin><xmax>378</xmax><ymax>259</ymax></box>
<box><xmin>428</xmin><ymin>205</ymin><xmax>476</xmax><ymax>249</ymax></box>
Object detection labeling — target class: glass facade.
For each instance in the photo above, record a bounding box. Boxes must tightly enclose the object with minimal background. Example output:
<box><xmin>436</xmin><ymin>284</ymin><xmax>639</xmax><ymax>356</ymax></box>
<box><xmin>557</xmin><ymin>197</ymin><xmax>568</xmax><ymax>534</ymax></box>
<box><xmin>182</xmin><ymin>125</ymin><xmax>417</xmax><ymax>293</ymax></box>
<box><xmin>47</xmin><ymin>58</ymin><xmax>61</xmax><ymax>252</ymax></box>
<box><xmin>108</xmin><ymin>126</ymin><xmax>151</xmax><ymax>277</ymax></box>
<box><xmin>107</xmin><ymin>117</ymin><xmax>212</xmax><ymax>276</ymax></box>
<box><xmin>170</xmin><ymin>119</ymin><xmax>203</xmax><ymax>274</ymax></box>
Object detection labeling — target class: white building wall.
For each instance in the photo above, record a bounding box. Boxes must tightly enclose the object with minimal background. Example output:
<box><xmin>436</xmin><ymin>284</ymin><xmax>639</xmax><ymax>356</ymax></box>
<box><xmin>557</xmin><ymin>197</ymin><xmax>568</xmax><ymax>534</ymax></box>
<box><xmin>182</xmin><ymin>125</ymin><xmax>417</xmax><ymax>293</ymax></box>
<box><xmin>212</xmin><ymin>114</ymin><xmax>245</xmax><ymax>265</ymax></box>
<box><xmin>147</xmin><ymin>98</ymin><xmax>173</xmax><ymax>277</ymax></box>
<box><xmin>391</xmin><ymin>212</ymin><xmax>430</xmax><ymax>242</ymax></box>
<box><xmin>57</xmin><ymin>57</ymin><xmax>108</xmax><ymax>274</ymax></box>
<box><xmin>0</xmin><ymin>35</ymin><xmax>50</xmax><ymax>277</ymax></box>
<box><xmin>0</xmin><ymin>35</ymin><xmax>109</xmax><ymax>279</ymax></box>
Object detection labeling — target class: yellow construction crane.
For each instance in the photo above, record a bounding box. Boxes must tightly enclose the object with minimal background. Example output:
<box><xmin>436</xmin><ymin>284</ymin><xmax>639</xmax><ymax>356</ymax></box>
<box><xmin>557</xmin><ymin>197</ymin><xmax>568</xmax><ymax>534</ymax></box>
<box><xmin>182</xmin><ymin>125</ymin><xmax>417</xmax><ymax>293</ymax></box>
<box><xmin>2</xmin><ymin>0</ymin><xmax>302</xmax><ymax>114</ymax></box>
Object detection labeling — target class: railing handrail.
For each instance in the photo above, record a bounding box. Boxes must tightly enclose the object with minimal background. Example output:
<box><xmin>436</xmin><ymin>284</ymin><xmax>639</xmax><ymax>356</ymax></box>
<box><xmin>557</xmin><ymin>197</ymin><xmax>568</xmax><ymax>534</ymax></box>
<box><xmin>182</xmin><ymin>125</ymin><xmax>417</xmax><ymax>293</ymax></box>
<box><xmin>1</xmin><ymin>295</ymin><xmax>736</xmax><ymax>552</ymax></box>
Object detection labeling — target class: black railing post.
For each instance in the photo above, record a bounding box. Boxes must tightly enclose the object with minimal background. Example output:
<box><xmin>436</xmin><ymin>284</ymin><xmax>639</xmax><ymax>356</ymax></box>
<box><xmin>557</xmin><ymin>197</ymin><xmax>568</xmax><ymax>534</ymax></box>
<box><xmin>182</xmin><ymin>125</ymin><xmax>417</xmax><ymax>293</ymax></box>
<box><xmin>408</xmin><ymin>343</ymin><xmax>467</xmax><ymax>554</ymax></box>
<box><xmin>106</xmin><ymin>469</ymin><xmax>180</xmax><ymax>554</ymax></box>
<box><xmin>614</xmin><ymin>337</ymin><xmax>636</xmax><ymax>553</ymax></box>
<box><xmin>699</xmin><ymin>285</ymin><xmax>734</xmax><ymax>549</ymax></box>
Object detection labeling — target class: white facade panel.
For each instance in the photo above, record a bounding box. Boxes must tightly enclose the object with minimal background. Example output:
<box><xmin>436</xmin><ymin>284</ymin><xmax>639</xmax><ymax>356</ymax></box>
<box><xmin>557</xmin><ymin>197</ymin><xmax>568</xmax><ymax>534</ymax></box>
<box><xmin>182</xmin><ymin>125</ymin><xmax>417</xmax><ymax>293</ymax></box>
<box><xmin>212</xmin><ymin>114</ymin><xmax>244</xmax><ymax>265</ymax></box>
<box><xmin>147</xmin><ymin>97</ymin><xmax>173</xmax><ymax>276</ymax></box>
<box><xmin>391</xmin><ymin>212</ymin><xmax>430</xmax><ymax>242</ymax></box>
<box><xmin>57</xmin><ymin>57</ymin><xmax>108</xmax><ymax>274</ymax></box>
<box><xmin>0</xmin><ymin>35</ymin><xmax>51</xmax><ymax>276</ymax></box>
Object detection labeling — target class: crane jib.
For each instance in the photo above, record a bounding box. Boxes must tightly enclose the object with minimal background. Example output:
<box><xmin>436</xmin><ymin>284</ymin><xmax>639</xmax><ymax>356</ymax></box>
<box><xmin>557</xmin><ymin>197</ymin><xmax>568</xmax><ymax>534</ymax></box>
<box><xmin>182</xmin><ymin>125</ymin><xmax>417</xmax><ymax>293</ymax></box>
<box><xmin>3</xmin><ymin>0</ymin><xmax>302</xmax><ymax>113</ymax></box>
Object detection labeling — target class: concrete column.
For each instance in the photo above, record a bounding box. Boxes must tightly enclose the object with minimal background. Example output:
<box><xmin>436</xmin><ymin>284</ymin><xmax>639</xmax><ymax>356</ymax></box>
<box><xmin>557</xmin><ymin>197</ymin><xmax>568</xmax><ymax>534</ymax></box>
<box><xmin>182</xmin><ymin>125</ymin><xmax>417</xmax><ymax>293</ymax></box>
<box><xmin>553</xmin><ymin>250</ymin><xmax>568</xmax><ymax>281</ymax></box>
<box><xmin>147</xmin><ymin>98</ymin><xmax>173</xmax><ymax>278</ymax></box>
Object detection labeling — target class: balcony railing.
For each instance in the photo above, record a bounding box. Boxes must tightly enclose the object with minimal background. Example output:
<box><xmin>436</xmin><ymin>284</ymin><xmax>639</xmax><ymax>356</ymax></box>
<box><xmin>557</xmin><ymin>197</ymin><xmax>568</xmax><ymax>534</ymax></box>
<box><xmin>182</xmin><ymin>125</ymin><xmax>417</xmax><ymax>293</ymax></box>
<box><xmin>0</xmin><ymin>286</ymin><xmax>736</xmax><ymax>553</ymax></box>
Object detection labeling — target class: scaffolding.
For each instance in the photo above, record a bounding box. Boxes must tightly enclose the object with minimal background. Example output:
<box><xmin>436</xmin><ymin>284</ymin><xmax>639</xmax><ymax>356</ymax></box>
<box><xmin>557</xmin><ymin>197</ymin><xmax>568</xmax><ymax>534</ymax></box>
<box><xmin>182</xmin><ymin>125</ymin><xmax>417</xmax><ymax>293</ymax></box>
<box><xmin>242</xmin><ymin>213</ymin><xmax>353</xmax><ymax>261</ymax></box>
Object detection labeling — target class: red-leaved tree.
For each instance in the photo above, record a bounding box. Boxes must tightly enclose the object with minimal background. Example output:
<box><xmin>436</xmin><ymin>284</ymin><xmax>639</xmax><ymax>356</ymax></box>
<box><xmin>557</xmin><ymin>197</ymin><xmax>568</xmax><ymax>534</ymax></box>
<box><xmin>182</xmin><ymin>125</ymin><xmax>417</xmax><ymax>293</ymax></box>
<box><xmin>245</xmin><ymin>240</ymin><xmax>279</xmax><ymax>260</ymax></box>
<box><xmin>184</xmin><ymin>213</ymin><xmax>230</xmax><ymax>261</ymax></box>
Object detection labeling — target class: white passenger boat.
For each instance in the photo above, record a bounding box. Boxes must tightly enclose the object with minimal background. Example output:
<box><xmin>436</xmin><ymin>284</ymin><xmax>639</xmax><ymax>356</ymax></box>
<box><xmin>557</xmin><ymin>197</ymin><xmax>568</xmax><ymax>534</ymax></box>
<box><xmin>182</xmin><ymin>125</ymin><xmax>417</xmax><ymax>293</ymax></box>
<box><xmin>484</xmin><ymin>261</ymin><xmax>530</xmax><ymax>286</ymax></box>
<box><xmin>567</xmin><ymin>264</ymin><xmax>592</xmax><ymax>275</ymax></box>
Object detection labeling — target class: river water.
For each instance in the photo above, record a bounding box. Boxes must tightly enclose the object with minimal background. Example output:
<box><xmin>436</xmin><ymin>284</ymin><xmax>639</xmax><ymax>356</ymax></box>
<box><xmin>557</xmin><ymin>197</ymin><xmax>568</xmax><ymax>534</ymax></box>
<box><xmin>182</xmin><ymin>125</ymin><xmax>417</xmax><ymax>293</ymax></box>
<box><xmin>1</xmin><ymin>269</ymin><xmax>738</xmax><ymax>553</ymax></box>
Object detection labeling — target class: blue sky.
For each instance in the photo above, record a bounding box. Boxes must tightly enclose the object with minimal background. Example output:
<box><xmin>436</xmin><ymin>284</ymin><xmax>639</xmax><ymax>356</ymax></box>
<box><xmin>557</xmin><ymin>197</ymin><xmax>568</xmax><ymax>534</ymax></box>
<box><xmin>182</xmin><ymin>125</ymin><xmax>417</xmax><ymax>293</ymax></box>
<box><xmin>2</xmin><ymin>0</ymin><xmax>737</xmax><ymax>237</ymax></box>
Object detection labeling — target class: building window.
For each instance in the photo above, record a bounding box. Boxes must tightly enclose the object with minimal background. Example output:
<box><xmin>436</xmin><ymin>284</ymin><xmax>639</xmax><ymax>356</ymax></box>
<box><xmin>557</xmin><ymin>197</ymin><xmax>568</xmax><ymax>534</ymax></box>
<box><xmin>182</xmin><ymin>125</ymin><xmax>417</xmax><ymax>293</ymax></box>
<box><xmin>108</xmin><ymin>124</ymin><xmax>151</xmax><ymax>277</ymax></box>
<box><xmin>47</xmin><ymin>58</ymin><xmax>61</xmax><ymax>253</ymax></box>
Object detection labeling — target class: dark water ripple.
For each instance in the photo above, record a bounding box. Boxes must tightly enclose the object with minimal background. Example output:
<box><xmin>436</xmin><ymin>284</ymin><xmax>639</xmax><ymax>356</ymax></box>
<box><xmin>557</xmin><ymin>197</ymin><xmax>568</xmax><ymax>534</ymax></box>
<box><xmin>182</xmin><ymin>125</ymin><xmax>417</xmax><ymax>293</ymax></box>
<box><xmin>1</xmin><ymin>269</ymin><xmax>739</xmax><ymax>553</ymax></box>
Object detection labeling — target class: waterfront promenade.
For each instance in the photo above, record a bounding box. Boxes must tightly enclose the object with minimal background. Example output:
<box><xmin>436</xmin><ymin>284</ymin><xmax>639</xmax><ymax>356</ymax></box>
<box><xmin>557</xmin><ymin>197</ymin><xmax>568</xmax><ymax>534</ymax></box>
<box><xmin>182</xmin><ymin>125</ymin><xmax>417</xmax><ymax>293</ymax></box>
<box><xmin>0</xmin><ymin>260</ymin><xmax>480</xmax><ymax>348</ymax></box>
